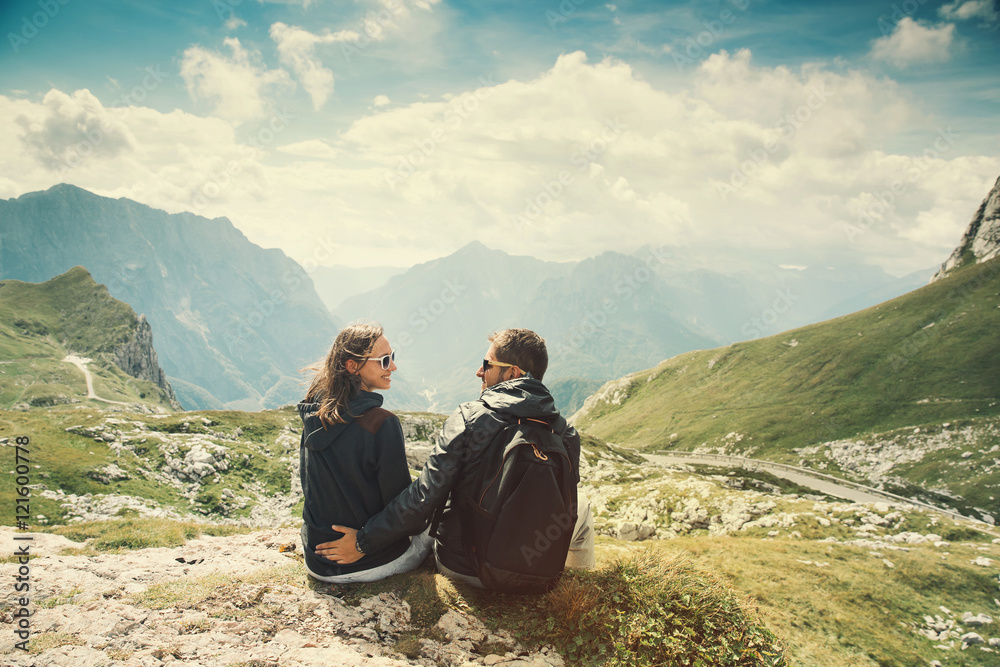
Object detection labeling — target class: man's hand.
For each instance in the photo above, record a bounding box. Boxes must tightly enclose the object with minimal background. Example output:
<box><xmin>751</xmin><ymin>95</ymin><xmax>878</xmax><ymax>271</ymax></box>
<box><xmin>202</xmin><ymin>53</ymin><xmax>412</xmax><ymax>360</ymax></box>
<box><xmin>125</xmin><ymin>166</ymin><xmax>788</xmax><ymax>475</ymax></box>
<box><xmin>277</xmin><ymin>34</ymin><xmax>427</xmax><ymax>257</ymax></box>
<box><xmin>314</xmin><ymin>525</ymin><xmax>363</xmax><ymax>564</ymax></box>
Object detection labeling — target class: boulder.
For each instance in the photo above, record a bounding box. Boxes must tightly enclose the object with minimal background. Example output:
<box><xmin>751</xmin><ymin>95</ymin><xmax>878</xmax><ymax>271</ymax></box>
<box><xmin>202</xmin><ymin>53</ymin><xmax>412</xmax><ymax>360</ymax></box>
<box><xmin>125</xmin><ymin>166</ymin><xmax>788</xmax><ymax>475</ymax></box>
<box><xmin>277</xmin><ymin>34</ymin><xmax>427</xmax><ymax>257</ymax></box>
<box><xmin>960</xmin><ymin>632</ymin><xmax>984</xmax><ymax>647</ymax></box>
<box><xmin>961</xmin><ymin>612</ymin><xmax>994</xmax><ymax>627</ymax></box>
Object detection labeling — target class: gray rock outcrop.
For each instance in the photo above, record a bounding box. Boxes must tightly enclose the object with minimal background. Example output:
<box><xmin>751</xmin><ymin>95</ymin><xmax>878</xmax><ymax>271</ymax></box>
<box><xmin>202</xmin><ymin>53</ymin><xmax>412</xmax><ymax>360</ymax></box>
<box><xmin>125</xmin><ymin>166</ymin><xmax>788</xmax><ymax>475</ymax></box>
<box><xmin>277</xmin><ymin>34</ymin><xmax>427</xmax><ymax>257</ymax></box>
<box><xmin>932</xmin><ymin>174</ymin><xmax>1000</xmax><ymax>281</ymax></box>
<box><xmin>113</xmin><ymin>314</ymin><xmax>181</xmax><ymax>409</ymax></box>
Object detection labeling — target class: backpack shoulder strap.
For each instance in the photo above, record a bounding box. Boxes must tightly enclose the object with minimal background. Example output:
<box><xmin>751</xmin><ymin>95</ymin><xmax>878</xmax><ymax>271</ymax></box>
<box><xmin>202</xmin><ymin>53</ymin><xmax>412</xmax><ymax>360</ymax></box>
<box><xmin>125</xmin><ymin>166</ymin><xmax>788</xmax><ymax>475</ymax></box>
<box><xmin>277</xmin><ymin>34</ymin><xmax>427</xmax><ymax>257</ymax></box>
<box><xmin>432</xmin><ymin>417</ymin><xmax>517</xmax><ymax>540</ymax></box>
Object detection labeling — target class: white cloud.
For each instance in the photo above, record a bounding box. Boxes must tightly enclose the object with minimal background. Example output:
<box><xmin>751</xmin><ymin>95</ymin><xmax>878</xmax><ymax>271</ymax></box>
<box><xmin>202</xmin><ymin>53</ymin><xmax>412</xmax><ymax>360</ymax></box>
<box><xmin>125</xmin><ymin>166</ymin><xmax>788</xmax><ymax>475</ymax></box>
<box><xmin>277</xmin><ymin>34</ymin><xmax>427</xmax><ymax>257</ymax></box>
<box><xmin>373</xmin><ymin>95</ymin><xmax>391</xmax><ymax>107</ymax></box>
<box><xmin>225</xmin><ymin>16</ymin><xmax>247</xmax><ymax>30</ymax></box>
<box><xmin>0</xmin><ymin>89</ymin><xmax>265</xmax><ymax>216</ymax></box>
<box><xmin>3</xmin><ymin>50</ymin><xmax>996</xmax><ymax>276</ymax></box>
<box><xmin>15</xmin><ymin>88</ymin><xmax>137</xmax><ymax>171</ymax></box>
<box><xmin>390</xmin><ymin>0</ymin><xmax>442</xmax><ymax>11</ymax></box>
<box><xmin>870</xmin><ymin>17</ymin><xmax>956</xmax><ymax>67</ymax></box>
<box><xmin>326</xmin><ymin>50</ymin><xmax>995</xmax><ymax>272</ymax></box>
<box><xmin>277</xmin><ymin>139</ymin><xmax>339</xmax><ymax>160</ymax></box>
<box><xmin>269</xmin><ymin>22</ymin><xmax>366</xmax><ymax>110</ymax></box>
<box><xmin>180</xmin><ymin>38</ymin><xmax>292</xmax><ymax>124</ymax></box>
<box><xmin>939</xmin><ymin>0</ymin><xmax>999</xmax><ymax>24</ymax></box>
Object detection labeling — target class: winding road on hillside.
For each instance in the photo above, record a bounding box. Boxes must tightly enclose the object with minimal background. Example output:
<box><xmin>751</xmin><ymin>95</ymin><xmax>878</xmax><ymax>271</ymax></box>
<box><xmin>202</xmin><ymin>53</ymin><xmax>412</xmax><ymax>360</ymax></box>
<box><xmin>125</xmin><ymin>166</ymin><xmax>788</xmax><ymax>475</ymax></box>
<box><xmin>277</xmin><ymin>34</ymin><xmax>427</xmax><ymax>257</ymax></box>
<box><xmin>643</xmin><ymin>451</ymin><xmax>974</xmax><ymax>522</ymax></box>
<box><xmin>62</xmin><ymin>355</ymin><xmax>132</xmax><ymax>406</ymax></box>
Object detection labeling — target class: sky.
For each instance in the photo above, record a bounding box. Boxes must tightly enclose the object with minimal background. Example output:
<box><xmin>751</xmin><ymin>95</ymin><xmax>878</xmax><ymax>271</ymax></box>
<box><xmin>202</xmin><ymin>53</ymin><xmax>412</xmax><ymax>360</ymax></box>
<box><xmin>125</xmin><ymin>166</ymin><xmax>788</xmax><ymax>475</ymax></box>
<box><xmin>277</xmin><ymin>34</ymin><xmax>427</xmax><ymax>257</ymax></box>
<box><xmin>1</xmin><ymin>0</ymin><xmax>998</xmax><ymax>276</ymax></box>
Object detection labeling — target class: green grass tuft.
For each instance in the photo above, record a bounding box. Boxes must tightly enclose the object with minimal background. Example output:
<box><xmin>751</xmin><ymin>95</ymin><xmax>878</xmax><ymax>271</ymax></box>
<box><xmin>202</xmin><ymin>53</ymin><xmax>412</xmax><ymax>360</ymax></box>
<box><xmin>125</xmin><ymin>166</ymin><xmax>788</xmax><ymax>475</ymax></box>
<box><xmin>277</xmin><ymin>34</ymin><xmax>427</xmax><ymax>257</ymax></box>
<box><xmin>47</xmin><ymin>517</ymin><xmax>250</xmax><ymax>554</ymax></box>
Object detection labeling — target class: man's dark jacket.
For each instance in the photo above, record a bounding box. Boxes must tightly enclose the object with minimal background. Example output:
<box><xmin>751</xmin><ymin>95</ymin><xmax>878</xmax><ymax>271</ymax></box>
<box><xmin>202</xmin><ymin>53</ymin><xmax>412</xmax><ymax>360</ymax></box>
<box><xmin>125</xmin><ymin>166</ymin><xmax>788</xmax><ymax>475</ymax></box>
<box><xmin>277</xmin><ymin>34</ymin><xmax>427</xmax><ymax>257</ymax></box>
<box><xmin>299</xmin><ymin>391</ymin><xmax>411</xmax><ymax>576</ymax></box>
<box><xmin>356</xmin><ymin>377</ymin><xmax>581</xmax><ymax>576</ymax></box>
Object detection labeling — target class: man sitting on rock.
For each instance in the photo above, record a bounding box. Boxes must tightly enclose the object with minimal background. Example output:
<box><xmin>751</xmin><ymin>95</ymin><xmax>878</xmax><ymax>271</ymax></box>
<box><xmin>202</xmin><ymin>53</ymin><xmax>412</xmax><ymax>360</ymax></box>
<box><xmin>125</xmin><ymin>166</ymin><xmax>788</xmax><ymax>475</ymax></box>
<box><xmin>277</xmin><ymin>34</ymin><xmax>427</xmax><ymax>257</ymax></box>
<box><xmin>314</xmin><ymin>328</ymin><xmax>595</xmax><ymax>589</ymax></box>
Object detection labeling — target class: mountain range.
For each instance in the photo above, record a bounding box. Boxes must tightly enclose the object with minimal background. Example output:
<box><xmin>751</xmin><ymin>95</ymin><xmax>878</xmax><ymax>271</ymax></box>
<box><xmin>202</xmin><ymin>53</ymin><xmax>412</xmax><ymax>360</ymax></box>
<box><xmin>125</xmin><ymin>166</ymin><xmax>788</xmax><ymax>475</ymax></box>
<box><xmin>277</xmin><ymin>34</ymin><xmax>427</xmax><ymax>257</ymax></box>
<box><xmin>337</xmin><ymin>242</ymin><xmax>931</xmax><ymax>414</ymax></box>
<box><xmin>0</xmin><ymin>184</ymin><xmax>338</xmax><ymax>410</ymax></box>
<box><xmin>0</xmin><ymin>183</ymin><xmax>937</xmax><ymax>415</ymax></box>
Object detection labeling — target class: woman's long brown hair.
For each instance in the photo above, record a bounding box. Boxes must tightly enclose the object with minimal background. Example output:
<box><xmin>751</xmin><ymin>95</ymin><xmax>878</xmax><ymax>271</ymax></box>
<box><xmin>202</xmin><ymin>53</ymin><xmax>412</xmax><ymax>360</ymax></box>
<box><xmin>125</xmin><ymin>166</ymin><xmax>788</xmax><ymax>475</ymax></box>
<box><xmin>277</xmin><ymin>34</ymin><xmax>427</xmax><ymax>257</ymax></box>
<box><xmin>304</xmin><ymin>322</ymin><xmax>383</xmax><ymax>428</ymax></box>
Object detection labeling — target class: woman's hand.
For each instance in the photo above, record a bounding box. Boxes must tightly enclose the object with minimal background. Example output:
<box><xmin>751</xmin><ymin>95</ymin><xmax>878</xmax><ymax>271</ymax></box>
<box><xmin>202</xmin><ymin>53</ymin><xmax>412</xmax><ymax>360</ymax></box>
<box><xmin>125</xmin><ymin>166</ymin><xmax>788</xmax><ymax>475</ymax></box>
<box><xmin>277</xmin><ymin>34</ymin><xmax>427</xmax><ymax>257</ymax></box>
<box><xmin>314</xmin><ymin>525</ymin><xmax>363</xmax><ymax>564</ymax></box>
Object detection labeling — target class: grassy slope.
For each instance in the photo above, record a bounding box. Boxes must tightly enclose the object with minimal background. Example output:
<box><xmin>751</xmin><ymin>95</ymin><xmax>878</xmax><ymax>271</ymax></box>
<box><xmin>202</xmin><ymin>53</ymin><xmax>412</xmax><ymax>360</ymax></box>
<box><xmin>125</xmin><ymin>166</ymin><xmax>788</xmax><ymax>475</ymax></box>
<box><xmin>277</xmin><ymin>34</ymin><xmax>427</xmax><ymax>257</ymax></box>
<box><xmin>0</xmin><ymin>406</ymin><xmax>302</xmax><ymax>524</ymax></box>
<box><xmin>0</xmin><ymin>267</ymin><xmax>175</xmax><ymax>409</ymax></box>
<box><xmin>659</xmin><ymin>531</ymin><xmax>999</xmax><ymax>667</ymax></box>
<box><xmin>574</xmin><ymin>258</ymin><xmax>1000</xmax><ymax>485</ymax></box>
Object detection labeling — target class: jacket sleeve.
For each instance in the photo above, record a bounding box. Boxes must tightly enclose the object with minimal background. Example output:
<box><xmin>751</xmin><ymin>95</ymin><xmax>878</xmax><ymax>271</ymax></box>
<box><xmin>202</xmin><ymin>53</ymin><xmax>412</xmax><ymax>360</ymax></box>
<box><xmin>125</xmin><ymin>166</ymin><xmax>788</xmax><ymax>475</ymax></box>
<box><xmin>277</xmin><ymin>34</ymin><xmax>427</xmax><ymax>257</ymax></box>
<box><xmin>374</xmin><ymin>415</ymin><xmax>413</xmax><ymax>506</ymax></box>
<box><xmin>356</xmin><ymin>407</ymin><xmax>468</xmax><ymax>554</ymax></box>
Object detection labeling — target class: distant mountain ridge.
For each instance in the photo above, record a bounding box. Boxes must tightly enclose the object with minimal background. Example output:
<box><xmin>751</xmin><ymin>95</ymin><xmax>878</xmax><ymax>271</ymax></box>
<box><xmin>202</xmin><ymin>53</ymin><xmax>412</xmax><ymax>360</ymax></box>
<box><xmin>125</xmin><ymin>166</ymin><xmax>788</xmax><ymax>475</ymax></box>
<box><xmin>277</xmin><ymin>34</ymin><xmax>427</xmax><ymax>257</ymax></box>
<box><xmin>0</xmin><ymin>266</ymin><xmax>179</xmax><ymax>410</ymax></box>
<box><xmin>337</xmin><ymin>241</ymin><xmax>926</xmax><ymax>414</ymax></box>
<box><xmin>0</xmin><ymin>184</ymin><xmax>338</xmax><ymax>410</ymax></box>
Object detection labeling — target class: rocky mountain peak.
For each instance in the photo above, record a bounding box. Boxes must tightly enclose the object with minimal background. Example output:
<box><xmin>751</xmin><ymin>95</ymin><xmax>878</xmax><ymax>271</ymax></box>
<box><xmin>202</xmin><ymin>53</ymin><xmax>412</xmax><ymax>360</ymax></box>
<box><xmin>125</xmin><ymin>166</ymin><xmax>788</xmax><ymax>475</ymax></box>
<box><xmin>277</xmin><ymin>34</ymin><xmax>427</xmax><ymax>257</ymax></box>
<box><xmin>932</xmin><ymin>174</ymin><xmax>1000</xmax><ymax>282</ymax></box>
<box><xmin>113</xmin><ymin>313</ymin><xmax>181</xmax><ymax>409</ymax></box>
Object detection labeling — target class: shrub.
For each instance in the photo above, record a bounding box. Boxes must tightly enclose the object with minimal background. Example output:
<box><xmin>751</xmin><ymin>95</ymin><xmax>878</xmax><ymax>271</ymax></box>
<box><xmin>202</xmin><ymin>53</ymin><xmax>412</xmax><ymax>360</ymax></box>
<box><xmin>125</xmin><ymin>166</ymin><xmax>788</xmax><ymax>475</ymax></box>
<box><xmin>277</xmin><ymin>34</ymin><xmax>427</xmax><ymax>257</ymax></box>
<box><xmin>464</xmin><ymin>550</ymin><xmax>788</xmax><ymax>666</ymax></box>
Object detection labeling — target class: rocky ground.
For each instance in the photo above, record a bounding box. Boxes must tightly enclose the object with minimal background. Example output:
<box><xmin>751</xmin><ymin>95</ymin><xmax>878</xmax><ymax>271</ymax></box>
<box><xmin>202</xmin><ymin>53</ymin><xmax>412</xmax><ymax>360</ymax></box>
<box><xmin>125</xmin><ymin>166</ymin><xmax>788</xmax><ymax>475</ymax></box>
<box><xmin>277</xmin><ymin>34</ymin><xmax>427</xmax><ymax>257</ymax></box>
<box><xmin>0</xmin><ymin>527</ymin><xmax>563</xmax><ymax>667</ymax></box>
<box><xmin>7</xmin><ymin>410</ymin><xmax>1000</xmax><ymax>664</ymax></box>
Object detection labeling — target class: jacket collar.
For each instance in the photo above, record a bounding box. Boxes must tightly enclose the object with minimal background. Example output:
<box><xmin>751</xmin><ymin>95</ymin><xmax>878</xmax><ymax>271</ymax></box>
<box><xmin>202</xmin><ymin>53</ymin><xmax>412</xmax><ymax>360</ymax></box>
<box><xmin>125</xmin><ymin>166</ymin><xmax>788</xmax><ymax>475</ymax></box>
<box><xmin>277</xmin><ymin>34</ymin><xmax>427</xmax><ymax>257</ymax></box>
<box><xmin>298</xmin><ymin>390</ymin><xmax>384</xmax><ymax>425</ymax></box>
<box><xmin>479</xmin><ymin>377</ymin><xmax>559</xmax><ymax>419</ymax></box>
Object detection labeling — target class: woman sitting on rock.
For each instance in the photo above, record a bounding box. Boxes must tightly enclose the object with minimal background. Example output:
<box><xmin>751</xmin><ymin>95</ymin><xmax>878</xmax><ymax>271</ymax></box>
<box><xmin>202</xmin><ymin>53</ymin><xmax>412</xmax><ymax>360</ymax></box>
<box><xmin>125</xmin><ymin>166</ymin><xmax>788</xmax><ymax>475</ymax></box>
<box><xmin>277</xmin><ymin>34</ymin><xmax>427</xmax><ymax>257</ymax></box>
<box><xmin>298</xmin><ymin>322</ymin><xmax>431</xmax><ymax>583</ymax></box>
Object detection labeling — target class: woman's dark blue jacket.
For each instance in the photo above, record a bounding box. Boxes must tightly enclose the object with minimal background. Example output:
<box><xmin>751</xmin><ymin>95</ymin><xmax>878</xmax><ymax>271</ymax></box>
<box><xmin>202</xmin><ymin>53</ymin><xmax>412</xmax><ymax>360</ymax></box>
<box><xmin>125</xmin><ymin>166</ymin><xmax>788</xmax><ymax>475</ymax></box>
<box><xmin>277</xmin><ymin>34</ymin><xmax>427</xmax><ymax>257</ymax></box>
<box><xmin>298</xmin><ymin>390</ymin><xmax>411</xmax><ymax>576</ymax></box>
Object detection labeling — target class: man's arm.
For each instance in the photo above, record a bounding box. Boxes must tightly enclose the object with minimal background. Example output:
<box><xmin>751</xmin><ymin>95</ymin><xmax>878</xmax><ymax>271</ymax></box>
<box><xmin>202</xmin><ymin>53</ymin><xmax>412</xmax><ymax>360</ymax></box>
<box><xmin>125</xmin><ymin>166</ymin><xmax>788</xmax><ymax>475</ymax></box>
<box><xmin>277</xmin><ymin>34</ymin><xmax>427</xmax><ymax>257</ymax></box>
<box><xmin>318</xmin><ymin>407</ymin><xmax>470</xmax><ymax>562</ymax></box>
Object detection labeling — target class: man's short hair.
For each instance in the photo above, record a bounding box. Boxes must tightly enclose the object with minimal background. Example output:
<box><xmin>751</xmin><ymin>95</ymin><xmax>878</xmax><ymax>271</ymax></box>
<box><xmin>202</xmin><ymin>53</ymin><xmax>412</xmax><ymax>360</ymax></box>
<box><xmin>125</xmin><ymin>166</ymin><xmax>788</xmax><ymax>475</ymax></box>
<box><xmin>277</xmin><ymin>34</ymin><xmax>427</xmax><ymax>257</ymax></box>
<box><xmin>489</xmin><ymin>328</ymin><xmax>548</xmax><ymax>381</ymax></box>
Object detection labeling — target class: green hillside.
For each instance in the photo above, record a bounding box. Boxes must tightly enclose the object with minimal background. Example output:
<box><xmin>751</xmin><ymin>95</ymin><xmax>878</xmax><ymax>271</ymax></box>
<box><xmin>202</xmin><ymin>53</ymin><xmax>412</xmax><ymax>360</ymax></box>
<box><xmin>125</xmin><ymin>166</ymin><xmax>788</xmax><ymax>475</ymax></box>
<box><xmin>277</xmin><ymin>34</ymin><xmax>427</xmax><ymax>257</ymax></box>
<box><xmin>0</xmin><ymin>267</ymin><xmax>176</xmax><ymax>410</ymax></box>
<box><xmin>574</xmin><ymin>257</ymin><xmax>1000</xmax><ymax>515</ymax></box>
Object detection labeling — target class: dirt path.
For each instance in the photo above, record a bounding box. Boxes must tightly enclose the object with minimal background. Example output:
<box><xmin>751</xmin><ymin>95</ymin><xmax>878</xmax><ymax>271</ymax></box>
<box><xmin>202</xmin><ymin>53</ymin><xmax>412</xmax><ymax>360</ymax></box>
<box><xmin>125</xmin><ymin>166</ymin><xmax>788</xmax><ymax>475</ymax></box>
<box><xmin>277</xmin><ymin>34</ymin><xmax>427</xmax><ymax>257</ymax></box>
<box><xmin>62</xmin><ymin>355</ymin><xmax>132</xmax><ymax>406</ymax></box>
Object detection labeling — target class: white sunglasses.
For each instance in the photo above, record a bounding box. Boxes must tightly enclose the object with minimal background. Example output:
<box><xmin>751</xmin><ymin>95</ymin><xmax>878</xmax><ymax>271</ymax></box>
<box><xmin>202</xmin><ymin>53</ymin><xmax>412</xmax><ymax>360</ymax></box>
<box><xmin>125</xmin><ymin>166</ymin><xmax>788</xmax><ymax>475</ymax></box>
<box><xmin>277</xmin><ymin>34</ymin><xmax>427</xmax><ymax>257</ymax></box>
<box><xmin>363</xmin><ymin>350</ymin><xmax>396</xmax><ymax>370</ymax></box>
